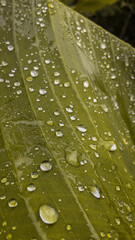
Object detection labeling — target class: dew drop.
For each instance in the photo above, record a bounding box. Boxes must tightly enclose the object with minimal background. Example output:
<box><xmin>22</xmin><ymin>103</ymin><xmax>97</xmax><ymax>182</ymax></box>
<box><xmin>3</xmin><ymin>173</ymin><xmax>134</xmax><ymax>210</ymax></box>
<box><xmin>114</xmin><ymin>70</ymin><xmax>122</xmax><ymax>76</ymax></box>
<box><xmin>40</xmin><ymin>161</ymin><xmax>52</xmax><ymax>172</ymax></box>
<box><xmin>64</xmin><ymin>82</ymin><xmax>70</xmax><ymax>88</ymax></box>
<box><xmin>89</xmin><ymin>186</ymin><xmax>101</xmax><ymax>199</ymax></box>
<box><xmin>78</xmin><ymin>185</ymin><xmax>85</xmax><ymax>192</ymax></box>
<box><xmin>76</xmin><ymin>125</ymin><xmax>87</xmax><ymax>133</ymax></box>
<box><xmin>26</xmin><ymin>76</ymin><xmax>33</xmax><ymax>82</ymax></box>
<box><xmin>6</xmin><ymin>234</ymin><xmax>12</xmax><ymax>240</ymax></box>
<box><xmin>39</xmin><ymin>204</ymin><xmax>58</xmax><ymax>224</ymax></box>
<box><xmin>46</xmin><ymin>120</ymin><xmax>54</xmax><ymax>126</ymax></box>
<box><xmin>56</xmin><ymin>130</ymin><xmax>63</xmax><ymax>137</ymax></box>
<box><xmin>54</xmin><ymin>79</ymin><xmax>60</xmax><ymax>85</ymax></box>
<box><xmin>83</xmin><ymin>80</ymin><xmax>89</xmax><ymax>88</ymax></box>
<box><xmin>8</xmin><ymin>199</ymin><xmax>18</xmax><ymax>208</ymax></box>
<box><xmin>116</xmin><ymin>185</ymin><xmax>120</xmax><ymax>191</ymax></box>
<box><xmin>100</xmin><ymin>42</ymin><xmax>106</xmax><ymax>49</ymax></box>
<box><xmin>39</xmin><ymin>89</ymin><xmax>47</xmax><ymax>95</ymax></box>
<box><xmin>54</xmin><ymin>71</ymin><xmax>60</xmax><ymax>77</ymax></box>
<box><xmin>31</xmin><ymin>172</ymin><xmax>38</xmax><ymax>179</ymax></box>
<box><xmin>45</xmin><ymin>59</ymin><xmax>50</xmax><ymax>64</ymax></box>
<box><xmin>66</xmin><ymin>224</ymin><xmax>72</xmax><ymax>231</ymax></box>
<box><xmin>27</xmin><ymin>183</ymin><xmax>36</xmax><ymax>192</ymax></box>
<box><xmin>7</xmin><ymin>45</ymin><xmax>14</xmax><ymax>51</ymax></box>
<box><xmin>66</xmin><ymin>107</ymin><xmax>73</xmax><ymax>113</ymax></box>
<box><xmin>30</xmin><ymin>70</ymin><xmax>38</xmax><ymax>77</ymax></box>
<box><xmin>103</xmin><ymin>141</ymin><xmax>117</xmax><ymax>151</ymax></box>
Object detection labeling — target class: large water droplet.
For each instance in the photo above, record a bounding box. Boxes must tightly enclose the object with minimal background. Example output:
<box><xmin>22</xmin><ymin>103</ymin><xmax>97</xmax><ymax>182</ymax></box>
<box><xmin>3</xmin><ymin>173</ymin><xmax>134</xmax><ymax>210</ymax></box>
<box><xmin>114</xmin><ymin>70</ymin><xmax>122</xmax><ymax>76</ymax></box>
<box><xmin>39</xmin><ymin>204</ymin><xmax>58</xmax><ymax>224</ymax></box>
<box><xmin>40</xmin><ymin>161</ymin><xmax>52</xmax><ymax>172</ymax></box>
<box><xmin>7</xmin><ymin>45</ymin><xmax>14</xmax><ymax>51</ymax></box>
<box><xmin>76</xmin><ymin>125</ymin><xmax>87</xmax><ymax>133</ymax></box>
<box><xmin>89</xmin><ymin>186</ymin><xmax>101</xmax><ymax>199</ymax></box>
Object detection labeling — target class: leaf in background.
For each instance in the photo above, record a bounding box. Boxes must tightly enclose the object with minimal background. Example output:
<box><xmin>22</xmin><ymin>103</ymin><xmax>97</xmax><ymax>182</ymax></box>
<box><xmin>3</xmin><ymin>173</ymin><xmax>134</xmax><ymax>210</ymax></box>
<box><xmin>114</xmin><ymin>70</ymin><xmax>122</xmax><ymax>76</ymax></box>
<box><xmin>0</xmin><ymin>0</ymin><xmax>135</xmax><ymax>240</ymax></box>
<box><xmin>60</xmin><ymin>0</ymin><xmax>118</xmax><ymax>13</ymax></box>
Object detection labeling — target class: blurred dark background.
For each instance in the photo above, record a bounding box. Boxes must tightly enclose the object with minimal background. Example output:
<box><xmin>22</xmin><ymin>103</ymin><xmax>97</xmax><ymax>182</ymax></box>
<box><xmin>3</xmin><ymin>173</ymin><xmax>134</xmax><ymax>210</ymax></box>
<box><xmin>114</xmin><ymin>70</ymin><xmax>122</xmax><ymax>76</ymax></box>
<box><xmin>60</xmin><ymin>0</ymin><xmax>135</xmax><ymax>47</ymax></box>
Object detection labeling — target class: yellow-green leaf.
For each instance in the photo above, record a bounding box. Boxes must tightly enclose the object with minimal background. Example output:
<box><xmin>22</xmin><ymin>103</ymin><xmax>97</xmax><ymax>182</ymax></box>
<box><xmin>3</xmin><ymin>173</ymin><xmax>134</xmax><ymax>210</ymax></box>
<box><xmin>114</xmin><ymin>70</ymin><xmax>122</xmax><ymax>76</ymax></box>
<box><xmin>0</xmin><ymin>0</ymin><xmax>135</xmax><ymax>240</ymax></box>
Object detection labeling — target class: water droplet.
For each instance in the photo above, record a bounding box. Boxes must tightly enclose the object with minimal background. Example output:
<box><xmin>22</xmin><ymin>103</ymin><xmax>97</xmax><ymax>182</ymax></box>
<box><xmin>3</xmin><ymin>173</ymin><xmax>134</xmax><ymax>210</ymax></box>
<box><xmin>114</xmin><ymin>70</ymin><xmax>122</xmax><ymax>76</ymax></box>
<box><xmin>54</xmin><ymin>110</ymin><xmax>60</xmax><ymax>116</ymax></box>
<box><xmin>115</xmin><ymin>217</ymin><xmax>121</xmax><ymax>225</ymax></box>
<box><xmin>17</xmin><ymin>90</ymin><xmax>22</xmax><ymax>95</ymax></box>
<box><xmin>46</xmin><ymin>120</ymin><xmax>54</xmax><ymax>126</ymax></box>
<box><xmin>83</xmin><ymin>80</ymin><xmax>89</xmax><ymax>88</ymax></box>
<box><xmin>66</xmin><ymin>148</ymin><xmax>79</xmax><ymax>167</ymax></box>
<box><xmin>8</xmin><ymin>199</ymin><xmax>18</xmax><ymax>208</ymax></box>
<box><xmin>100</xmin><ymin>43</ymin><xmax>106</xmax><ymax>49</ymax></box>
<box><xmin>100</xmin><ymin>104</ymin><xmax>108</xmax><ymax>113</ymax></box>
<box><xmin>31</xmin><ymin>172</ymin><xmax>38</xmax><ymax>179</ymax></box>
<box><xmin>2</xmin><ymin>60</ymin><xmax>8</xmax><ymax>66</ymax></box>
<box><xmin>89</xmin><ymin>144</ymin><xmax>97</xmax><ymax>150</ymax></box>
<box><xmin>76</xmin><ymin>125</ymin><xmax>87</xmax><ymax>133</ymax></box>
<box><xmin>100</xmin><ymin>231</ymin><xmax>105</xmax><ymax>237</ymax></box>
<box><xmin>0</xmin><ymin>194</ymin><xmax>6</xmax><ymax>200</ymax></box>
<box><xmin>56</xmin><ymin>130</ymin><xmax>63</xmax><ymax>137</ymax></box>
<box><xmin>1</xmin><ymin>0</ymin><xmax>7</xmax><ymax>6</ymax></box>
<box><xmin>1</xmin><ymin>177</ymin><xmax>7</xmax><ymax>183</ymax></box>
<box><xmin>14</xmin><ymin>81</ymin><xmax>20</xmax><ymax>87</ymax></box>
<box><xmin>54</xmin><ymin>79</ymin><xmax>60</xmax><ymax>85</ymax></box>
<box><xmin>54</xmin><ymin>71</ymin><xmax>60</xmax><ymax>77</ymax></box>
<box><xmin>107</xmin><ymin>232</ymin><xmax>112</xmax><ymax>238</ymax></box>
<box><xmin>0</xmin><ymin>78</ymin><xmax>4</xmax><ymax>82</ymax></box>
<box><xmin>26</xmin><ymin>76</ymin><xmax>33</xmax><ymax>82</ymax></box>
<box><xmin>27</xmin><ymin>183</ymin><xmax>36</xmax><ymax>192</ymax></box>
<box><xmin>45</xmin><ymin>59</ymin><xmax>50</xmax><ymax>64</ymax></box>
<box><xmin>66</xmin><ymin>224</ymin><xmax>72</xmax><ymax>231</ymax></box>
<box><xmin>2</xmin><ymin>221</ymin><xmax>7</xmax><ymax>226</ymax></box>
<box><xmin>78</xmin><ymin>185</ymin><xmax>85</xmax><ymax>192</ymax></box>
<box><xmin>103</xmin><ymin>141</ymin><xmax>117</xmax><ymax>151</ymax></box>
<box><xmin>66</xmin><ymin>107</ymin><xmax>73</xmax><ymax>113</ymax></box>
<box><xmin>70</xmin><ymin>115</ymin><xmax>76</xmax><ymax>120</ymax></box>
<box><xmin>40</xmin><ymin>161</ymin><xmax>52</xmax><ymax>172</ymax></box>
<box><xmin>39</xmin><ymin>89</ymin><xmax>47</xmax><ymax>95</ymax></box>
<box><xmin>7</xmin><ymin>45</ymin><xmax>14</xmax><ymax>51</ymax></box>
<box><xmin>64</xmin><ymin>82</ymin><xmax>70</xmax><ymax>88</ymax></box>
<box><xmin>89</xmin><ymin>186</ymin><xmax>101</xmax><ymax>199</ymax></box>
<box><xmin>111</xmin><ymin>73</ymin><xmax>116</xmax><ymax>80</ymax></box>
<box><xmin>39</xmin><ymin>204</ymin><xmax>58</xmax><ymax>224</ymax></box>
<box><xmin>116</xmin><ymin>185</ymin><xmax>120</xmax><ymax>191</ymax></box>
<box><xmin>30</xmin><ymin>70</ymin><xmax>38</xmax><ymax>77</ymax></box>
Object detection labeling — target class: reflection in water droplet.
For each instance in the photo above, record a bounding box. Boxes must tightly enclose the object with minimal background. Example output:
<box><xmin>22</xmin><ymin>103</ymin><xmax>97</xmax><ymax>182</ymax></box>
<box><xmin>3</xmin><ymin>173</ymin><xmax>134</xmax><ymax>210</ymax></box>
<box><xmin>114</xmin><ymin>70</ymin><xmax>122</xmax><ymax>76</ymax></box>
<box><xmin>56</xmin><ymin>130</ymin><xmax>63</xmax><ymax>137</ymax></box>
<box><xmin>78</xmin><ymin>185</ymin><xmax>85</xmax><ymax>192</ymax></box>
<box><xmin>66</xmin><ymin>149</ymin><xmax>79</xmax><ymax>167</ymax></box>
<box><xmin>8</xmin><ymin>199</ymin><xmax>18</xmax><ymax>208</ymax></box>
<box><xmin>26</xmin><ymin>76</ymin><xmax>33</xmax><ymax>82</ymax></box>
<box><xmin>39</xmin><ymin>89</ymin><xmax>47</xmax><ymax>95</ymax></box>
<box><xmin>54</xmin><ymin>71</ymin><xmax>60</xmax><ymax>77</ymax></box>
<box><xmin>31</xmin><ymin>172</ymin><xmax>38</xmax><ymax>179</ymax></box>
<box><xmin>76</xmin><ymin>125</ymin><xmax>87</xmax><ymax>133</ymax></box>
<box><xmin>39</xmin><ymin>204</ymin><xmax>58</xmax><ymax>224</ymax></box>
<box><xmin>89</xmin><ymin>186</ymin><xmax>101</xmax><ymax>199</ymax></box>
<box><xmin>30</xmin><ymin>70</ymin><xmax>38</xmax><ymax>77</ymax></box>
<box><xmin>27</xmin><ymin>183</ymin><xmax>36</xmax><ymax>192</ymax></box>
<box><xmin>40</xmin><ymin>161</ymin><xmax>52</xmax><ymax>172</ymax></box>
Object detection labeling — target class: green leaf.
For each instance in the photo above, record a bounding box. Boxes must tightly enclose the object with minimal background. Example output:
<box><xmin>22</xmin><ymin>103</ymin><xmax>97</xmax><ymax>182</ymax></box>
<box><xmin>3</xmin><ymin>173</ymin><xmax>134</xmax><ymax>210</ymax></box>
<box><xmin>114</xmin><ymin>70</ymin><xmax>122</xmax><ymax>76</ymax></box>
<box><xmin>0</xmin><ymin>0</ymin><xmax>135</xmax><ymax>239</ymax></box>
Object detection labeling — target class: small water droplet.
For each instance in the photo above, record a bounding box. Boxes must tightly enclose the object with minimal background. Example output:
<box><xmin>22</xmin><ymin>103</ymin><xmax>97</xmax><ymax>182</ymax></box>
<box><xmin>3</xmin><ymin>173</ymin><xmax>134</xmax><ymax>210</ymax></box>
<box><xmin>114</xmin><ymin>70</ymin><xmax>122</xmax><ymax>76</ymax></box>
<box><xmin>103</xmin><ymin>141</ymin><xmax>117</xmax><ymax>152</ymax></box>
<box><xmin>54</xmin><ymin>71</ymin><xmax>60</xmax><ymax>77</ymax></box>
<box><xmin>30</xmin><ymin>70</ymin><xmax>38</xmax><ymax>77</ymax></box>
<box><xmin>6</xmin><ymin>234</ymin><xmax>12</xmax><ymax>240</ymax></box>
<box><xmin>56</xmin><ymin>130</ymin><xmax>63</xmax><ymax>137</ymax></box>
<box><xmin>66</xmin><ymin>107</ymin><xmax>73</xmax><ymax>113</ymax></box>
<box><xmin>89</xmin><ymin>144</ymin><xmax>97</xmax><ymax>150</ymax></box>
<box><xmin>39</xmin><ymin>204</ymin><xmax>58</xmax><ymax>224</ymax></box>
<box><xmin>27</xmin><ymin>183</ymin><xmax>36</xmax><ymax>192</ymax></box>
<box><xmin>46</xmin><ymin>120</ymin><xmax>54</xmax><ymax>126</ymax></box>
<box><xmin>8</xmin><ymin>199</ymin><xmax>18</xmax><ymax>208</ymax></box>
<box><xmin>40</xmin><ymin>161</ymin><xmax>52</xmax><ymax>172</ymax></box>
<box><xmin>100</xmin><ymin>43</ymin><xmax>106</xmax><ymax>49</ymax></box>
<box><xmin>83</xmin><ymin>80</ymin><xmax>89</xmax><ymax>88</ymax></box>
<box><xmin>39</xmin><ymin>89</ymin><xmax>47</xmax><ymax>95</ymax></box>
<box><xmin>1</xmin><ymin>177</ymin><xmax>7</xmax><ymax>183</ymax></box>
<box><xmin>54</xmin><ymin>79</ymin><xmax>60</xmax><ymax>85</ymax></box>
<box><xmin>45</xmin><ymin>59</ymin><xmax>50</xmax><ymax>64</ymax></box>
<box><xmin>7</xmin><ymin>45</ymin><xmax>14</xmax><ymax>51</ymax></box>
<box><xmin>31</xmin><ymin>172</ymin><xmax>38</xmax><ymax>179</ymax></box>
<box><xmin>100</xmin><ymin>231</ymin><xmax>105</xmax><ymax>237</ymax></box>
<box><xmin>89</xmin><ymin>186</ymin><xmax>101</xmax><ymax>199</ymax></box>
<box><xmin>64</xmin><ymin>82</ymin><xmax>70</xmax><ymax>88</ymax></box>
<box><xmin>100</xmin><ymin>104</ymin><xmax>108</xmax><ymax>113</ymax></box>
<box><xmin>66</xmin><ymin>224</ymin><xmax>72</xmax><ymax>231</ymax></box>
<box><xmin>76</xmin><ymin>125</ymin><xmax>87</xmax><ymax>133</ymax></box>
<box><xmin>1</xmin><ymin>0</ymin><xmax>7</xmax><ymax>6</ymax></box>
<box><xmin>26</xmin><ymin>76</ymin><xmax>33</xmax><ymax>82</ymax></box>
<box><xmin>78</xmin><ymin>185</ymin><xmax>85</xmax><ymax>192</ymax></box>
<box><xmin>116</xmin><ymin>185</ymin><xmax>120</xmax><ymax>191</ymax></box>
